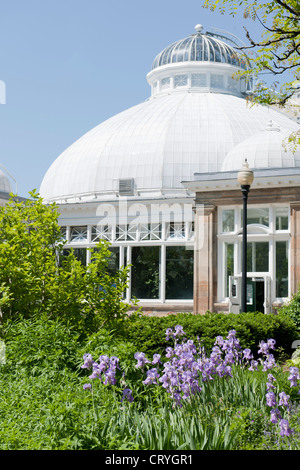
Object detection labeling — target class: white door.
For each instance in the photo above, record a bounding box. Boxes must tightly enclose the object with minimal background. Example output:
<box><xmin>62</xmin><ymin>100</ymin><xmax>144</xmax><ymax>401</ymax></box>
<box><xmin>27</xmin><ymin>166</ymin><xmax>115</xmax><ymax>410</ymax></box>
<box><xmin>229</xmin><ymin>276</ymin><xmax>241</xmax><ymax>314</ymax></box>
<box><xmin>264</xmin><ymin>275</ymin><xmax>271</xmax><ymax>314</ymax></box>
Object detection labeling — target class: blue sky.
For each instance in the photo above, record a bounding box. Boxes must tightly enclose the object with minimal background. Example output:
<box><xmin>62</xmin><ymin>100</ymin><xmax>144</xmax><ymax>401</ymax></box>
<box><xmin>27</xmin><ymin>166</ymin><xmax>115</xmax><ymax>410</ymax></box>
<box><xmin>0</xmin><ymin>0</ymin><xmax>272</xmax><ymax>197</ymax></box>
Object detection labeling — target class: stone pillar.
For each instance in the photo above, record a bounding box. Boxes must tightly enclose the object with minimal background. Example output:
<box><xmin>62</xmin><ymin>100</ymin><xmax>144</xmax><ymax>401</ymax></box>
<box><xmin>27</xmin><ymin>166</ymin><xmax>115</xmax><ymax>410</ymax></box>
<box><xmin>290</xmin><ymin>202</ymin><xmax>300</xmax><ymax>295</ymax></box>
<box><xmin>193</xmin><ymin>203</ymin><xmax>217</xmax><ymax>314</ymax></box>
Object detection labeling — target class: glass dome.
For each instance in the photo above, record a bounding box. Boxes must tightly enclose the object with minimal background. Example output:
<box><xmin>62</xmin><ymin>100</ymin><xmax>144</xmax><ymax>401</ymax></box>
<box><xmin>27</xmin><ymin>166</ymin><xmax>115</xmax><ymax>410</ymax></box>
<box><xmin>151</xmin><ymin>24</ymin><xmax>249</xmax><ymax>71</ymax></box>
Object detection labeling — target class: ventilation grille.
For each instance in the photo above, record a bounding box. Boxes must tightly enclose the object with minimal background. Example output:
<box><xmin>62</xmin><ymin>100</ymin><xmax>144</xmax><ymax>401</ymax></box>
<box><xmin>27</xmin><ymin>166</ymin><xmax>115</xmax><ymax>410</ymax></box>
<box><xmin>119</xmin><ymin>178</ymin><xmax>135</xmax><ymax>196</ymax></box>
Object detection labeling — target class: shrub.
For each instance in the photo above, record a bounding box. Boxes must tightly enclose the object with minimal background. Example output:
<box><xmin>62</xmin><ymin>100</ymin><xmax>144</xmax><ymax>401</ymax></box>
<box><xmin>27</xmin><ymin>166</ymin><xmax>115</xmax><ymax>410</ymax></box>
<box><xmin>2</xmin><ymin>315</ymin><xmax>81</xmax><ymax>373</ymax></box>
<box><xmin>278</xmin><ymin>292</ymin><xmax>300</xmax><ymax>332</ymax></box>
<box><xmin>0</xmin><ymin>191</ymin><xmax>130</xmax><ymax>333</ymax></box>
<box><xmin>121</xmin><ymin>311</ymin><xmax>298</xmax><ymax>358</ymax></box>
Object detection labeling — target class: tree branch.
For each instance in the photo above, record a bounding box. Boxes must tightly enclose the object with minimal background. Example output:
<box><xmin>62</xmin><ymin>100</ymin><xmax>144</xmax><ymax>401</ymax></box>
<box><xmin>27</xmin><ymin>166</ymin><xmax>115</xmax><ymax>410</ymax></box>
<box><xmin>273</xmin><ymin>0</ymin><xmax>300</xmax><ymax>17</ymax></box>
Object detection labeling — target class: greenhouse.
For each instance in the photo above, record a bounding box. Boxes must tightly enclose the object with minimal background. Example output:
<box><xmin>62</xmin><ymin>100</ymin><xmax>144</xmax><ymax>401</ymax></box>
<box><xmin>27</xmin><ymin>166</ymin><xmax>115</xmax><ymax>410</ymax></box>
<box><xmin>39</xmin><ymin>24</ymin><xmax>300</xmax><ymax>314</ymax></box>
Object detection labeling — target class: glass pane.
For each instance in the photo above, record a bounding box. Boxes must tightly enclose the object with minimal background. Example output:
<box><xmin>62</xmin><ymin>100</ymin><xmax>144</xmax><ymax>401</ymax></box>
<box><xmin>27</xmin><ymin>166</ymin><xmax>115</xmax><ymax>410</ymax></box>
<box><xmin>196</xmin><ymin>36</ymin><xmax>203</xmax><ymax>61</ymax></box>
<box><xmin>131</xmin><ymin>246</ymin><xmax>160</xmax><ymax>299</ymax></box>
<box><xmin>60</xmin><ymin>226</ymin><xmax>67</xmax><ymax>241</ymax></box>
<box><xmin>276</xmin><ymin>241</ymin><xmax>288</xmax><ymax>297</ymax></box>
<box><xmin>91</xmin><ymin>246</ymin><xmax>120</xmax><ymax>277</ymax></box>
<box><xmin>222</xmin><ymin>209</ymin><xmax>234</xmax><ymax>232</ymax></box>
<box><xmin>166</xmin><ymin>246</ymin><xmax>193</xmax><ymax>299</ymax></box>
<box><xmin>116</xmin><ymin>225</ymin><xmax>137</xmax><ymax>241</ymax></box>
<box><xmin>191</xmin><ymin>73</ymin><xmax>206</xmax><ymax>87</ymax></box>
<box><xmin>166</xmin><ymin>223</ymin><xmax>185</xmax><ymax>239</ymax></box>
<box><xmin>161</xmin><ymin>77</ymin><xmax>170</xmax><ymax>90</ymax></box>
<box><xmin>60</xmin><ymin>248</ymin><xmax>86</xmax><ymax>266</ymax></box>
<box><xmin>247</xmin><ymin>242</ymin><xmax>269</xmax><ymax>272</ymax></box>
<box><xmin>70</xmin><ymin>226</ymin><xmax>88</xmax><ymax>242</ymax></box>
<box><xmin>214</xmin><ymin>45</ymin><xmax>221</xmax><ymax>62</ymax></box>
<box><xmin>224</xmin><ymin>243</ymin><xmax>234</xmax><ymax>297</ymax></box>
<box><xmin>245</xmin><ymin>208</ymin><xmax>269</xmax><ymax>226</ymax></box>
<box><xmin>140</xmin><ymin>223</ymin><xmax>162</xmax><ymax>241</ymax></box>
<box><xmin>174</xmin><ymin>74</ymin><xmax>187</xmax><ymax>87</ymax></box>
<box><xmin>73</xmin><ymin>248</ymin><xmax>87</xmax><ymax>266</ymax></box>
<box><xmin>228</xmin><ymin>77</ymin><xmax>238</xmax><ymax>92</ymax></box>
<box><xmin>91</xmin><ymin>225</ymin><xmax>112</xmax><ymax>242</ymax></box>
<box><xmin>276</xmin><ymin>207</ymin><xmax>289</xmax><ymax>230</ymax></box>
<box><xmin>211</xmin><ymin>74</ymin><xmax>224</xmax><ymax>88</ymax></box>
<box><xmin>187</xmin><ymin>222</ymin><xmax>194</xmax><ymax>240</ymax></box>
<box><xmin>107</xmin><ymin>247</ymin><xmax>120</xmax><ymax>276</ymax></box>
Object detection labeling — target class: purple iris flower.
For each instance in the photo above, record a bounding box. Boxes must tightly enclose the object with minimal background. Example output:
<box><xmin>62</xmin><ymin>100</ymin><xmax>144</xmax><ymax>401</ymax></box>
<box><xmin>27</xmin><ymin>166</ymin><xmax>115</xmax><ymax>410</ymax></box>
<box><xmin>121</xmin><ymin>388</ymin><xmax>134</xmax><ymax>403</ymax></box>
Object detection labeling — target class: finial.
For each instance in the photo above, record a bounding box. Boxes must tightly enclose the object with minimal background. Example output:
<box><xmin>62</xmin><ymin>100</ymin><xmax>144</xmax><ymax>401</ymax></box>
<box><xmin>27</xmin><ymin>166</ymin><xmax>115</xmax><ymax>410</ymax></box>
<box><xmin>195</xmin><ymin>24</ymin><xmax>203</xmax><ymax>33</ymax></box>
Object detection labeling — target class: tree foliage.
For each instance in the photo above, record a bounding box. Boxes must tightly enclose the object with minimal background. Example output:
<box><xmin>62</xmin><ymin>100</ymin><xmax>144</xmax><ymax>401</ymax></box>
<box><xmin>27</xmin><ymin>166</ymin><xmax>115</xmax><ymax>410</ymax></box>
<box><xmin>0</xmin><ymin>191</ymin><xmax>130</xmax><ymax>332</ymax></box>
<box><xmin>203</xmin><ymin>0</ymin><xmax>300</xmax><ymax>105</ymax></box>
<box><xmin>203</xmin><ymin>0</ymin><xmax>300</xmax><ymax>149</ymax></box>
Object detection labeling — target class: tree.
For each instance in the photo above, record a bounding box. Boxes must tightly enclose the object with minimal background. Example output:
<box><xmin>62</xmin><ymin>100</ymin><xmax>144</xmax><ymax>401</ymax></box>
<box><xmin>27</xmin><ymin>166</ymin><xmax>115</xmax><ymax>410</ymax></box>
<box><xmin>203</xmin><ymin>0</ymin><xmax>300</xmax><ymax>148</ymax></box>
<box><xmin>0</xmin><ymin>191</ymin><xmax>130</xmax><ymax>332</ymax></box>
<box><xmin>203</xmin><ymin>0</ymin><xmax>300</xmax><ymax>105</ymax></box>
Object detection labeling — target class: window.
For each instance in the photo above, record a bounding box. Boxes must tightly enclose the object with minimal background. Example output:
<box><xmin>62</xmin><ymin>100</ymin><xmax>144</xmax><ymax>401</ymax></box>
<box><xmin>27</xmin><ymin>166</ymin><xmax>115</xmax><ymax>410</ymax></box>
<box><xmin>174</xmin><ymin>74</ymin><xmax>188</xmax><ymax>87</ymax></box>
<box><xmin>211</xmin><ymin>74</ymin><xmax>224</xmax><ymax>88</ymax></box>
<box><xmin>91</xmin><ymin>225</ymin><xmax>112</xmax><ymax>242</ymax></box>
<box><xmin>60</xmin><ymin>226</ymin><xmax>67</xmax><ymax>241</ymax></box>
<box><xmin>248</xmin><ymin>208</ymin><xmax>269</xmax><ymax>227</ymax></box>
<box><xmin>191</xmin><ymin>74</ymin><xmax>206</xmax><ymax>87</ymax></box>
<box><xmin>70</xmin><ymin>226</ymin><xmax>88</xmax><ymax>242</ymax></box>
<box><xmin>241</xmin><ymin>207</ymin><xmax>269</xmax><ymax>227</ymax></box>
<box><xmin>276</xmin><ymin>241</ymin><xmax>288</xmax><ymax>297</ymax></box>
<box><xmin>166</xmin><ymin>223</ymin><xmax>185</xmax><ymax>239</ymax></box>
<box><xmin>61</xmin><ymin>248</ymin><xmax>87</xmax><ymax>266</ymax></box>
<box><xmin>224</xmin><ymin>243</ymin><xmax>234</xmax><ymax>297</ymax></box>
<box><xmin>186</xmin><ymin>222</ymin><xmax>194</xmax><ymax>240</ymax></box>
<box><xmin>166</xmin><ymin>246</ymin><xmax>193</xmax><ymax>299</ymax></box>
<box><xmin>222</xmin><ymin>209</ymin><xmax>235</xmax><ymax>232</ymax></box>
<box><xmin>131</xmin><ymin>246</ymin><xmax>160</xmax><ymax>299</ymax></box>
<box><xmin>107</xmin><ymin>247</ymin><xmax>120</xmax><ymax>276</ymax></box>
<box><xmin>139</xmin><ymin>223</ymin><xmax>162</xmax><ymax>241</ymax></box>
<box><xmin>218</xmin><ymin>206</ymin><xmax>290</xmax><ymax>305</ymax></box>
<box><xmin>247</xmin><ymin>242</ymin><xmax>269</xmax><ymax>272</ymax></box>
<box><xmin>228</xmin><ymin>76</ymin><xmax>238</xmax><ymax>91</ymax></box>
<box><xmin>116</xmin><ymin>225</ymin><xmax>137</xmax><ymax>241</ymax></box>
<box><xmin>275</xmin><ymin>207</ymin><xmax>289</xmax><ymax>230</ymax></box>
<box><xmin>161</xmin><ymin>77</ymin><xmax>170</xmax><ymax>90</ymax></box>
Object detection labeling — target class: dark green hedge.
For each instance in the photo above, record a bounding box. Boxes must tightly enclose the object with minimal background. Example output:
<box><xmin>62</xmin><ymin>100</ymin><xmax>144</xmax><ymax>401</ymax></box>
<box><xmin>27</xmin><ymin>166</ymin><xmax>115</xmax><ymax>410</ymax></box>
<box><xmin>122</xmin><ymin>311</ymin><xmax>298</xmax><ymax>358</ymax></box>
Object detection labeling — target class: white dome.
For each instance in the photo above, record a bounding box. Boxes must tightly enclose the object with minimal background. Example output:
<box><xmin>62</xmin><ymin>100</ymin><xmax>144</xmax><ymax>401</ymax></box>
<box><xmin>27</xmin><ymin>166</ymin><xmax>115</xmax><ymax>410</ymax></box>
<box><xmin>0</xmin><ymin>169</ymin><xmax>12</xmax><ymax>194</ymax></box>
<box><xmin>221</xmin><ymin>119</ymin><xmax>300</xmax><ymax>171</ymax></box>
<box><xmin>40</xmin><ymin>93</ymin><xmax>299</xmax><ymax>202</ymax></box>
<box><xmin>39</xmin><ymin>25</ymin><xmax>299</xmax><ymax>203</ymax></box>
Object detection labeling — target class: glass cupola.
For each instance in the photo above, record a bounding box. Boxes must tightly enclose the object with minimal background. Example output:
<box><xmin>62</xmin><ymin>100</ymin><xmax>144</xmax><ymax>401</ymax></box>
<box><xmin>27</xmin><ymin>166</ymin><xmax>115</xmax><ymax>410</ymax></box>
<box><xmin>147</xmin><ymin>24</ymin><xmax>253</xmax><ymax>98</ymax></box>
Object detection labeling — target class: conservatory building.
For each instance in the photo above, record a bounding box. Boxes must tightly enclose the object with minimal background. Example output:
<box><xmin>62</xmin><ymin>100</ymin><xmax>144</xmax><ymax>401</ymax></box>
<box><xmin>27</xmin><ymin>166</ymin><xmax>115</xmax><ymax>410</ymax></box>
<box><xmin>39</xmin><ymin>24</ymin><xmax>300</xmax><ymax>315</ymax></box>
<box><xmin>0</xmin><ymin>167</ymin><xmax>13</xmax><ymax>206</ymax></box>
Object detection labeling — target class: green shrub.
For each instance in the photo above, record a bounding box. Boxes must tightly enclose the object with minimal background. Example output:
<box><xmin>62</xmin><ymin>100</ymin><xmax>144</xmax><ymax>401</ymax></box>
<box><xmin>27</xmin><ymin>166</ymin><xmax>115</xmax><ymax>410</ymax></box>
<box><xmin>0</xmin><ymin>192</ymin><xmax>130</xmax><ymax>333</ymax></box>
<box><xmin>278</xmin><ymin>292</ymin><xmax>300</xmax><ymax>332</ymax></box>
<box><xmin>121</xmin><ymin>311</ymin><xmax>298</xmax><ymax>358</ymax></box>
<box><xmin>2</xmin><ymin>315</ymin><xmax>81</xmax><ymax>373</ymax></box>
<box><xmin>77</xmin><ymin>328</ymin><xmax>138</xmax><ymax>377</ymax></box>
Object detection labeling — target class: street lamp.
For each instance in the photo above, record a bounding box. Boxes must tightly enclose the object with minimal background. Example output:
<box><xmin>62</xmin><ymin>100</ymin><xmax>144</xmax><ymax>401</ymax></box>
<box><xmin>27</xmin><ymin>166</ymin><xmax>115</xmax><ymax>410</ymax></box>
<box><xmin>237</xmin><ymin>159</ymin><xmax>254</xmax><ymax>313</ymax></box>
